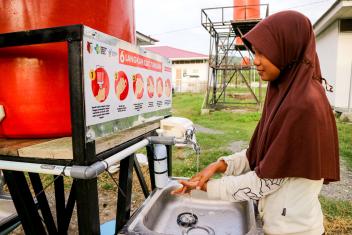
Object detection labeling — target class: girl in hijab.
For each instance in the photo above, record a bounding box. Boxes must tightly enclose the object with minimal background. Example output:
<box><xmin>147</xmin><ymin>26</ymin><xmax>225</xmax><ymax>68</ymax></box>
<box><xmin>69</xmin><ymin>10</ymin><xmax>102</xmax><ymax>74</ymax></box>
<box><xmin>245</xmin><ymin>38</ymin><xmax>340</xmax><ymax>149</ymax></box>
<box><xmin>172</xmin><ymin>10</ymin><xmax>339</xmax><ymax>235</ymax></box>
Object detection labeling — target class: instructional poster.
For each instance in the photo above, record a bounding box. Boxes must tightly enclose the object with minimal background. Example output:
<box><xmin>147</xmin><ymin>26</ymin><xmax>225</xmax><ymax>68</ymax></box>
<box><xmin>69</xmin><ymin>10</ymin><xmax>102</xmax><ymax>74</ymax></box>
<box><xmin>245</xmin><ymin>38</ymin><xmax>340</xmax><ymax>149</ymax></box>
<box><xmin>83</xmin><ymin>27</ymin><xmax>172</xmax><ymax>127</ymax></box>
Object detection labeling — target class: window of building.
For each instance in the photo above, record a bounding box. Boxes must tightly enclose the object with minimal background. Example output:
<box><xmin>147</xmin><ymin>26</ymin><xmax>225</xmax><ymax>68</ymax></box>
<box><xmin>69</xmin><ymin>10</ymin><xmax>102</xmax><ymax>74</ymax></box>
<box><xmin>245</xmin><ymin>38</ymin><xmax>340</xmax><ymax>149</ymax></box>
<box><xmin>172</xmin><ymin>59</ymin><xmax>208</xmax><ymax>64</ymax></box>
<box><xmin>340</xmin><ymin>19</ymin><xmax>352</xmax><ymax>32</ymax></box>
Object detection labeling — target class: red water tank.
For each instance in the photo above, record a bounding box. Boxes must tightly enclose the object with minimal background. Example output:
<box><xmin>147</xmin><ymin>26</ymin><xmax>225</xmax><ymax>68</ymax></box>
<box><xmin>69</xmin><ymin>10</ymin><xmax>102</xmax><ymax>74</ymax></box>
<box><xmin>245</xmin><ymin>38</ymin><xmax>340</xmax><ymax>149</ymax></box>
<box><xmin>0</xmin><ymin>0</ymin><xmax>135</xmax><ymax>138</ymax></box>
<box><xmin>235</xmin><ymin>36</ymin><xmax>244</xmax><ymax>45</ymax></box>
<box><xmin>233</xmin><ymin>0</ymin><xmax>260</xmax><ymax>20</ymax></box>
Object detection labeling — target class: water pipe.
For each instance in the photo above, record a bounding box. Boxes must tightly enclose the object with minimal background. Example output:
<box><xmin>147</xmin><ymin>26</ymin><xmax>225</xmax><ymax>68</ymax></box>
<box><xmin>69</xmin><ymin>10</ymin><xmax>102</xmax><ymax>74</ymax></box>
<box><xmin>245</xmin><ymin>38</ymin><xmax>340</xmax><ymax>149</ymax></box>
<box><xmin>0</xmin><ymin>136</ymin><xmax>178</xmax><ymax>179</ymax></box>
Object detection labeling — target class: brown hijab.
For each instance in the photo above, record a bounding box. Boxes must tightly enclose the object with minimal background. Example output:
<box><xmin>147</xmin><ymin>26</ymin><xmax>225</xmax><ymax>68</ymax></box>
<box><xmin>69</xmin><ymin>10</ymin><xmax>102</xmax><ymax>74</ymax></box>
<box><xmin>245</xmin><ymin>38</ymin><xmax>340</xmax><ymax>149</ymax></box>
<box><xmin>243</xmin><ymin>11</ymin><xmax>340</xmax><ymax>183</ymax></box>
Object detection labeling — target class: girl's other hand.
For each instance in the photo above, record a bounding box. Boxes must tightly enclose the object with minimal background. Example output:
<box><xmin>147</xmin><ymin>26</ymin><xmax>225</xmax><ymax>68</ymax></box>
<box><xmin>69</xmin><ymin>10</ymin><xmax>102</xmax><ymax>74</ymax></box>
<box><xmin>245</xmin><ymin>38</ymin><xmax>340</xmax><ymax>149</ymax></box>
<box><xmin>170</xmin><ymin>180</ymin><xmax>200</xmax><ymax>195</ymax></box>
<box><xmin>170</xmin><ymin>160</ymin><xmax>227</xmax><ymax>195</ymax></box>
<box><xmin>193</xmin><ymin>160</ymin><xmax>227</xmax><ymax>190</ymax></box>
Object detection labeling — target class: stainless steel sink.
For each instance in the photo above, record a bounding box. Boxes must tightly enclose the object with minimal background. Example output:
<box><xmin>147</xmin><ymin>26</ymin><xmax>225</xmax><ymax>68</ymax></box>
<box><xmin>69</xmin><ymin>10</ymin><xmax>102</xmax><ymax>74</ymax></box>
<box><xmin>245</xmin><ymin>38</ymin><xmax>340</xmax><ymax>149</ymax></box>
<box><xmin>123</xmin><ymin>179</ymin><xmax>260</xmax><ymax>235</ymax></box>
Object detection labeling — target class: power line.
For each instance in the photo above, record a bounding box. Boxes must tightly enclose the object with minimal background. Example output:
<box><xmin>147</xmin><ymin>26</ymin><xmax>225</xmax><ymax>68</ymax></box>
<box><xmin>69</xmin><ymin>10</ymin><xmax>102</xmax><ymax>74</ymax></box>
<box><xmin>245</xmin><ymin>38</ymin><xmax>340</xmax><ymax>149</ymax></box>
<box><xmin>286</xmin><ymin>0</ymin><xmax>331</xmax><ymax>10</ymax></box>
<box><xmin>149</xmin><ymin>0</ymin><xmax>331</xmax><ymax>36</ymax></box>
<box><xmin>150</xmin><ymin>25</ymin><xmax>202</xmax><ymax>36</ymax></box>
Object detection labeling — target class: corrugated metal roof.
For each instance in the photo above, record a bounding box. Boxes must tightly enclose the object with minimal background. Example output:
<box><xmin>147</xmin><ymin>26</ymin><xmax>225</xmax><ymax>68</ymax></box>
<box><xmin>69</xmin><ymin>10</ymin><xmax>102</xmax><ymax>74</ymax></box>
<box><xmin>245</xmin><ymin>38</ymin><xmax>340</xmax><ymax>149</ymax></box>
<box><xmin>145</xmin><ymin>46</ymin><xmax>208</xmax><ymax>60</ymax></box>
<box><xmin>136</xmin><ymin>31</ymin><xmax>159</xmax><ymax>46</ymax></box>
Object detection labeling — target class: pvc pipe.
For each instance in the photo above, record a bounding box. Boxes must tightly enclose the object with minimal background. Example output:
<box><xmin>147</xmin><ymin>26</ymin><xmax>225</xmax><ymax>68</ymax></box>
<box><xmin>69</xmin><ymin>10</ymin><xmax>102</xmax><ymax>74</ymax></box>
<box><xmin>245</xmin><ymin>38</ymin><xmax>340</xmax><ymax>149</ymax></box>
<box><xmin>153</xmin><ymin>144</ymin><xmax>169</xmax><ymax>188</ymax></box>
<box><xmin>147</xmin><ymin>136</ymin><xmax>175</xmax><ymax>145</ymax></box>
<box><xmin>69</xmin><ymin>138</ymin><xmax>150</xmax><ymax>179</ymax></box>
<box><xmin>0</xmin><ymin>137</ymin><xmax>185</xmax><ymax>179</ymax></box>
<box><xmin>104</xmin><ymin>139</ymin><xmax>149</xmax><ymax>167</ymax></box>
<box><xmin>0</xmin><ymin>160</ymin><xmax>72</xmax><ymax>176</ymax></box>
<box><xmin>0</xmin><ymin>138</ymin><xmax>151</xmax><ymax>179</ymax></box>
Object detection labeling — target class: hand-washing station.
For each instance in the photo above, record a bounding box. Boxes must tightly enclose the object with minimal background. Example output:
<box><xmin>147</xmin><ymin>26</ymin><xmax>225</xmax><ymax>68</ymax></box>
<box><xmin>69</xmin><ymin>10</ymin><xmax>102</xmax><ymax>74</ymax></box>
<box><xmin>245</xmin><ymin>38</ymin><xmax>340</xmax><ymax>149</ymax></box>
<box><xmin>117</xmin><ymin>117</ymin><xmax>261</xmax><ymax>235</ymax></box>
<box><xmin>122</xmin><ymin>180</ymin><xmax>259</xmax><ymax>235</ymax></box>
<box><xmin>0</xmin><ymin>22</ymin><xmax>260</xmax><ymax>234</ymax></box>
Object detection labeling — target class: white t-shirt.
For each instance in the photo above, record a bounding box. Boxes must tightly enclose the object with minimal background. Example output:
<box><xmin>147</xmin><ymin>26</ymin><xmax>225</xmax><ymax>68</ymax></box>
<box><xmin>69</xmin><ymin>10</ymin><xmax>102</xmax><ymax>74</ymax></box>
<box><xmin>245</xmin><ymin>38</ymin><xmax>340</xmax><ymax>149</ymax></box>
<box><xmin>207</xmin><ymin>149</ymin><xmax>324</xmax><ymax>235</ymax></box>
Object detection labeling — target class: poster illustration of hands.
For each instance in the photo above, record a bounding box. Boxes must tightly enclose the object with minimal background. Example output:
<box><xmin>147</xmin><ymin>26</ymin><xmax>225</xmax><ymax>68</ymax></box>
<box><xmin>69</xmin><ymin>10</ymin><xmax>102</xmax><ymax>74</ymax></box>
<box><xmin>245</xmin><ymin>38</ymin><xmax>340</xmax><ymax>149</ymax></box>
<box><xmin>83</xmin><ymin>27</ymin><xmax>172</xmax><ymax>128</ymax></box>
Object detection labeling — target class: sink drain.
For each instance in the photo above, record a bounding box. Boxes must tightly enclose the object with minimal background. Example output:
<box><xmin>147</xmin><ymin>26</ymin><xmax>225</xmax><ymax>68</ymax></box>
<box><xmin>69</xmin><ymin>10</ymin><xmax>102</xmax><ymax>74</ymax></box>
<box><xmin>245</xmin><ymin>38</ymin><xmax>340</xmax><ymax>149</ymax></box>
<box><xmin>177</xmin><ymin>212</ymin><xmax>198</xmax><ymax>228</ymax></box>
<box><xmin>183</xmin><ymin>226</ymin><xmax>215</xmax><ymax>235</ymax></box>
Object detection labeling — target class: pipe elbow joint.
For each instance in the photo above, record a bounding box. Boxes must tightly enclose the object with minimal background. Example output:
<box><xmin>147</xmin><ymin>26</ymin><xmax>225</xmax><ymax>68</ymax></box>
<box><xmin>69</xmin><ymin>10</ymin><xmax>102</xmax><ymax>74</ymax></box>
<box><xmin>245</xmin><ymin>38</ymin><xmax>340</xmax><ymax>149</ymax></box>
<box><xmin>147</xmin><ymin>136</ymin><xmax>176</xmax><ymax>145</ymax></box>
<box><xmin>70</xmin><ymin>161</ymin><xmax>106</xmax><ymax>179</ymax></box>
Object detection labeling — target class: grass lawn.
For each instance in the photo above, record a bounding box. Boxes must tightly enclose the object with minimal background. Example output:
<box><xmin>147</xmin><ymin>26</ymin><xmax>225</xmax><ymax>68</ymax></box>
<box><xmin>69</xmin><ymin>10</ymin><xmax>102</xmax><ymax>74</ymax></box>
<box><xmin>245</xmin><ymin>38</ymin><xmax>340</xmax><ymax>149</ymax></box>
<box><xmin>171</xmin><ymin>92</ymin><xmax>352</xmax><ymax>234</ymax></box>
<box><xmin>172</xmin><ymin>92</ymin><xmax>260</xmax><ymax>177</ymax></box>
<box><xmin>337</xmin><ymin>121</ymin><xmax>352</xmax><ymax>170</ymax></box>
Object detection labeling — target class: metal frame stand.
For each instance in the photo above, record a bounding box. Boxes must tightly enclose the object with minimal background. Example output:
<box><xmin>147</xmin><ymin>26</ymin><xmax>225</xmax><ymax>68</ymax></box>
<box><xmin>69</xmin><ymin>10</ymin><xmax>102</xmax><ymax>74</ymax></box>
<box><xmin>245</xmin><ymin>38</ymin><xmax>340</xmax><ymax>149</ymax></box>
<box><xmin>0</xmin><ymin>25</ymin><xmax>172</xmax><ymax>235</ymax></box>
<box><xmin>201</xmin><ymin>4</ymin><xmax>269</xmax><ymax>110</ymax></box>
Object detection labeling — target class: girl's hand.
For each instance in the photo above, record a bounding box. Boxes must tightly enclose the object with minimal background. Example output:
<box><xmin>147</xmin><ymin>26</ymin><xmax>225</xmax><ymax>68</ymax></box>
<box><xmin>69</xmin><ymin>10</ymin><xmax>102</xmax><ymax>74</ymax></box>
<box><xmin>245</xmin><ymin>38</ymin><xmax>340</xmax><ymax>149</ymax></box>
<box><xmin>170</xmin><ymin>180</ymin><xmax>200</xmax><ymax>195</ymax></box>
<box><xmin>192</xmin><ymin>160</ymin><xmax>227</xmax><ymax>190</ymax></box>
<box><xmin>170</xmin><ymin>160</ymin><xmax>227</xmax><ymax>195</ymax></box>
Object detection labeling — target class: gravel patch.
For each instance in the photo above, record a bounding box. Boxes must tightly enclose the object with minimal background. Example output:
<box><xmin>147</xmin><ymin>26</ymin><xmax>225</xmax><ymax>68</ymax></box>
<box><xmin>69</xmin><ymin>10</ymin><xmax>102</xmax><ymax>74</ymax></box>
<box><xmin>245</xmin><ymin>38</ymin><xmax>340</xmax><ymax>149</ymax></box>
<box><xmin>320</xmin><ymin>158</ymin><xmax>352</xmax><ymax>201</ymax></box>
<box><xmin>227</xmin><ymin>141</ymin><xmax>248</xmax><ymax>153</ymax></box>
<box><xmin>8</xmin><ymin>167</ymin><xmax>151</xmax><ymax>235</ymax></box>
<box><xmin>194</xmin><ymin>124</ymin><xmax>224</xmax><ymax>135</ymax></box>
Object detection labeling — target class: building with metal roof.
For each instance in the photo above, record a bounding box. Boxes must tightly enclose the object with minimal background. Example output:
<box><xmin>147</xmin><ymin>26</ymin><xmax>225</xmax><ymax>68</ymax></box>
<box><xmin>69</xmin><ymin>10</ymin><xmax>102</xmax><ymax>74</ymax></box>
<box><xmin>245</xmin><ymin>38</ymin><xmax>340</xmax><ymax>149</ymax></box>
<box><xmin>314</xmin><ymin>0</ymin><xmax>352</xmax><ymax>112</ymax></box>
<box><xmin>146</xmin><ymin>46</ymin><xmax>209</xmax><ymax>93</ymax></box>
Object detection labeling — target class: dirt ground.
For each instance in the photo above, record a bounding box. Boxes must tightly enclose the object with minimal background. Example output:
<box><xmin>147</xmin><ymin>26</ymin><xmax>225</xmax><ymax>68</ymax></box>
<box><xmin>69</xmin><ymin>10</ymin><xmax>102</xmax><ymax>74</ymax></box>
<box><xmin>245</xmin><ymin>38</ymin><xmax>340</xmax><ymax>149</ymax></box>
<box><xmin>9</xmin><ymin>167</ymin><xmax>151</xmax><ymax>235</ymax></box>
<box><xmin>320</xmin><ymin>158</ymin><xmax>352</xmax><ymax>201</ymax></box>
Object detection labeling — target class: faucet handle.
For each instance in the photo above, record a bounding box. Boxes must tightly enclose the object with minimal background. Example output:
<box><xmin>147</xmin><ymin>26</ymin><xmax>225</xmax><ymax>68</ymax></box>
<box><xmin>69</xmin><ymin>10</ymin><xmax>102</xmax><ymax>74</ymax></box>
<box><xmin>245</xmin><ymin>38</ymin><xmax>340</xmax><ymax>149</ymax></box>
<box><xmin>185</xmin><ymin>127</ymin><xmax>195</xmax><ymax>140</ymax></box>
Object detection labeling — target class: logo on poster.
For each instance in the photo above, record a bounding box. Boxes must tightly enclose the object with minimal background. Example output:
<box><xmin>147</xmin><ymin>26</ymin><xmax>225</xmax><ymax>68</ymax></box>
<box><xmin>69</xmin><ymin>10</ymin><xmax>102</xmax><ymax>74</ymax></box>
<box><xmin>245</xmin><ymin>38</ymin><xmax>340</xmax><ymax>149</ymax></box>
<box><xmin>86</xmin><ymin>41</ymin><xmax>92</xmax><ymax>53</ymax></box>
<box><xmin>94</xmin><ymin>44</ymin><xmax>101</xmax><ymax>54</ymax></box>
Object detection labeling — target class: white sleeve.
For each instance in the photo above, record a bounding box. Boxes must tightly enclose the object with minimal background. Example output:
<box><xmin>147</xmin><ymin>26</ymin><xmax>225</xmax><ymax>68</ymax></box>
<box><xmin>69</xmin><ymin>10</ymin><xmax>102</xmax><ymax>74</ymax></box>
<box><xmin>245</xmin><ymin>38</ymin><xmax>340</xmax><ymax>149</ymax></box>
<box><xmin>207</xmin><ymin>171</ymin><xmax>286</xmax><ymax>202</ymax></box>
<box><xmin>217</xmin><ymin>149</ymin><xmax>251</xmax><ymax>176</ymax></box>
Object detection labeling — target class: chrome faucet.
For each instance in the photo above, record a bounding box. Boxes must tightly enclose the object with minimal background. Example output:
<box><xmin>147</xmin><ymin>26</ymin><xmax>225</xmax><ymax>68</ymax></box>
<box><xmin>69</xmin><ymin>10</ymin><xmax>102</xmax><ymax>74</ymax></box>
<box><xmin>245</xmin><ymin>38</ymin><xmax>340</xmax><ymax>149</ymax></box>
<box><xmin>184</xmin><ymin>127</ymin><xmax>201</xmax><ymax>155</ymax></box>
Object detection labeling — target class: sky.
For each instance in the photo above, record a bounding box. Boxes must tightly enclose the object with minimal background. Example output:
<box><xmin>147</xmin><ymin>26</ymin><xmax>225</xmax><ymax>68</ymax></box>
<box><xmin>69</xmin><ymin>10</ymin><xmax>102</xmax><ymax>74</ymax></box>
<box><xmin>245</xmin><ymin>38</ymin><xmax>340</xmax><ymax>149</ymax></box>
<box><xmin>135</xmin><ymin>0</ymin><xmax>336</xmax><ymax>55</ymax></box>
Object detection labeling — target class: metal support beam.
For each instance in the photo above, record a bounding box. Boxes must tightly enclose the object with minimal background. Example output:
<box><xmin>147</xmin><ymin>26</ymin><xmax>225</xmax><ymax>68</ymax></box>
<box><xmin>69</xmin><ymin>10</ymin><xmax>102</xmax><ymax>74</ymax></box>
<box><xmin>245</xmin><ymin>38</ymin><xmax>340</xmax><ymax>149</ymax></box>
<box><xmin>67</xmin><ymin>32</ymin><xmax>100</xmax><ymax>235</ymax></box>
<box><xmin>75</xmin><ymin>142</ymin><xmax>100</xmax><ymax>235</ymax></box>
<box><xmin>62</xmin><ymin>181</ymin><xmax>77</xmax><ymax>232</ymax></box>
<box><xmin>0</xmin><ymin>25</ymin><xmax>83</xmax><ymax>48</ymax></box>
<box><xmin>54</xmin><ymin>176</ymin><xmax>67</xmax><ymax>235</ymax></box>
<box><xmin>115</xmin><ymin>154</ymin><xmax>134</xmax><ymax>233</ymax></box>
<box><xmin>238</xmin><ymin>71</ymin><xmax>260</xmax><ymax>104</ymax></box>
<box><xmin>146</xmin><ymin>145</ymin><xmax>156</xmax><ymax>190</ymax></box>
<box><xmin>67</xmin><ymin>39</ymin><xmax>86</xmax><ymax>165</ymax></box>
<box><xmin>215</xmin><ymin>70</ymin><xmax>237</xmax><ymax>103</ymax></box>
<box><xmin>3</xmin><ymin>171</ymin><xmax>47</xmax><ymax>235</ymax></box>
<box><xmin>76</xmin><ymin>178</ymin><xmax>100</xmax><ymax>235</ymax></box>
<box><xmin>166</xmin><ymin>145</ymin><xmax>172</xmax><ymax>177</ymax></box>
<box><xmin>133</xmin><ymin>156</ymin><xmax>149</xmax><ymax>198</ymax></box>
<box><xmin>29</xmin><ymin>173</ymin><xmax>58</xmax><ymax>235</ymax></box>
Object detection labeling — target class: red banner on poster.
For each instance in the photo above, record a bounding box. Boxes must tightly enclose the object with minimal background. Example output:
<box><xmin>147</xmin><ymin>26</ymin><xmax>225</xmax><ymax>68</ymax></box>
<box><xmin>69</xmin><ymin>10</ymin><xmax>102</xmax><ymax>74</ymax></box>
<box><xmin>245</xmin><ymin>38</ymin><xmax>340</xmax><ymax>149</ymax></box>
<box><xmin>119</xmin><ymin>49</ymin><xmax>162</xmax><ymax>72</ymax></box>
